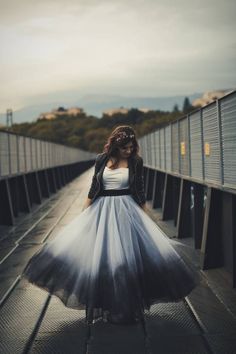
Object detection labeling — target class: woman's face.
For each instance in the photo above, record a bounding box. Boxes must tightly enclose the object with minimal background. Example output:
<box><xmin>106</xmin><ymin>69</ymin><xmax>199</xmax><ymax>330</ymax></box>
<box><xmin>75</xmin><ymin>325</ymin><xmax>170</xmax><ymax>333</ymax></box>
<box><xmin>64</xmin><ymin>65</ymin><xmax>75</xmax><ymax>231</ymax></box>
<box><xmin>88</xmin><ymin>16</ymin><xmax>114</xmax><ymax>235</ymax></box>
<box><xmin>118</xmin><ymin>141</ymin><xmax>134</xmax><ymax>159</ymax></box>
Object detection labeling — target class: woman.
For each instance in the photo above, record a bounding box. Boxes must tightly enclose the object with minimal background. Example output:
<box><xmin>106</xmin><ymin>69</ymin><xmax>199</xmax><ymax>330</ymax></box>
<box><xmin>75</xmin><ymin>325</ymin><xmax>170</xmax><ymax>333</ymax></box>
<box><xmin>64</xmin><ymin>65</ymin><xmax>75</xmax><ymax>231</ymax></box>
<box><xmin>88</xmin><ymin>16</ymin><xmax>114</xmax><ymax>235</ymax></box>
<box><xmin>22</xmin><ymin>125</ymin><xmax>200</xmax><ymax>325</ymax></box>
<box><xmin>83</xmin><ymin>125</ymin><xmax>147</xmax><ymax>212</ymax></box>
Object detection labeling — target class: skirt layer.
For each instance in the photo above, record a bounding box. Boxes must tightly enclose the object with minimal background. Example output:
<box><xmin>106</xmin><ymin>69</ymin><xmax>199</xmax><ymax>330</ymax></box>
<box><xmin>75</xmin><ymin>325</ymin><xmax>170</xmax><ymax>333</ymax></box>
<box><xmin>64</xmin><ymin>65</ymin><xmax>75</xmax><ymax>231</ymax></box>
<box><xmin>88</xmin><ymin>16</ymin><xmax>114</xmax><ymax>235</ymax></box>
<box><xmin>22</xmin><ymin>194</ymin><xmax>200</xmax><ymax>323</ymax></box>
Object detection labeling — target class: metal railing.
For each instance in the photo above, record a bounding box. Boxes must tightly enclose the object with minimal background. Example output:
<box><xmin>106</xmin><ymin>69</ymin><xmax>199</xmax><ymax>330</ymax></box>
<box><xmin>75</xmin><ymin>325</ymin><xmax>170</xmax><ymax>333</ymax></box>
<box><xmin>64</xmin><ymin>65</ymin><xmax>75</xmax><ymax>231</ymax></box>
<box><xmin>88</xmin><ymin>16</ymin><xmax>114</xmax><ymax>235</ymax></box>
<box><xmin>139</xmin><ymin>90</ymin><xmax>236</xmax><ymax>190</ymax></box>
<box><xmin>0</xmin><ymin>130</ymin><xmax>96</xmax><ymax>179</ymax></box>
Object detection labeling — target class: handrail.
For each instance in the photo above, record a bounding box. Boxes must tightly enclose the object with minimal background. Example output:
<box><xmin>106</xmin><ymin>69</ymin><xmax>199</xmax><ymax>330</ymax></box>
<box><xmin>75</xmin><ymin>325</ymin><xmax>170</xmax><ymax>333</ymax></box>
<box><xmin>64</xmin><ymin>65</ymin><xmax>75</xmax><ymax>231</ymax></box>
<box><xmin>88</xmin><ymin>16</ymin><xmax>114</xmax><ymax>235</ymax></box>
<box><xmin>138</xmin><ymin>90</ymin><xmax>236</xmax><ymax>190</ymax></box>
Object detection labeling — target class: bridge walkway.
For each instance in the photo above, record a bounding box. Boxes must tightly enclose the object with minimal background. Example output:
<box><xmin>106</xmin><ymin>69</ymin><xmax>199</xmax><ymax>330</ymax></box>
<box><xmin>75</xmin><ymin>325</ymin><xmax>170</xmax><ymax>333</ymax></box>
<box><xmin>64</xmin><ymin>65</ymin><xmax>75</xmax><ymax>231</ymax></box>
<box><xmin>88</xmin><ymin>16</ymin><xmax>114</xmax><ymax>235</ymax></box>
<box><xmin>0</xmin><ymin>167</ymin><xmax>236</xmax><ymax>354</ymax></box>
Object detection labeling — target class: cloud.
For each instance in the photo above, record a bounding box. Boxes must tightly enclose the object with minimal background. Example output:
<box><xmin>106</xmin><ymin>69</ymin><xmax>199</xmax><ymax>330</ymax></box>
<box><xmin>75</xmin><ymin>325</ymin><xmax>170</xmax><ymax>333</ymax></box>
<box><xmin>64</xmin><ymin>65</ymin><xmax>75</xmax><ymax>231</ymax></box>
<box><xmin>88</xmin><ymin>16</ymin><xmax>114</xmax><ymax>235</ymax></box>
<box><xmin>0</xmin><ymin>0</ymin><xmax>235</xmax><ymax>111</ymax></box>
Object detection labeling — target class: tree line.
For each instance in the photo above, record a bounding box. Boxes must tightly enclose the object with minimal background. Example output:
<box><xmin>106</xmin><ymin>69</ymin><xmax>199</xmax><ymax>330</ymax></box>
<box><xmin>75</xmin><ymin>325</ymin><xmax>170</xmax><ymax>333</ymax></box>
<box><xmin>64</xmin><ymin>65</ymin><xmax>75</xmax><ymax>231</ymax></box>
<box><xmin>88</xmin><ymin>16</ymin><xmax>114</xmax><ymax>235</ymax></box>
<box><xmin>6</xmin><ymin>97</ymin><xmax>194</xmax><ymax>153</ymax></box>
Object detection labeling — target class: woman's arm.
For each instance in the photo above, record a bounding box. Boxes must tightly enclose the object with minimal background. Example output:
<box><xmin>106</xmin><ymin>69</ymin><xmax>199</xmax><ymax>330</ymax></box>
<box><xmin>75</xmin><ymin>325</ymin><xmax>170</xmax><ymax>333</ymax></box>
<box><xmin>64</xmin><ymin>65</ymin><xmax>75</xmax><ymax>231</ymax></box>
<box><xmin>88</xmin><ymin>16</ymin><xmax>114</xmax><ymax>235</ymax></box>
<box><xmin>83</xmin><ymin>154</ymin><xmax>101</xmax><ymax>210</ymax></box>
<box><xmin>136</xmin><ymin>157</ymin><xmax>146</xmax><ymax>207</ymax></box>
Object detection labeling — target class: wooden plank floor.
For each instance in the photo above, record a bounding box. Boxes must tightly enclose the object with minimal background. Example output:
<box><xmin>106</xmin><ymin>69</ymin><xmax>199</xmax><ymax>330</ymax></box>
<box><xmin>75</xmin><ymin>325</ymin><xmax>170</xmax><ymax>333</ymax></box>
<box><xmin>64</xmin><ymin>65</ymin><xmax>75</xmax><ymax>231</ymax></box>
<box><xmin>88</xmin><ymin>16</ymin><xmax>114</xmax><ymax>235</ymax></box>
<box><xmin>0</xmin><ymin>167</ymin><xmax>236</xmax><ymax>354</ymax></box>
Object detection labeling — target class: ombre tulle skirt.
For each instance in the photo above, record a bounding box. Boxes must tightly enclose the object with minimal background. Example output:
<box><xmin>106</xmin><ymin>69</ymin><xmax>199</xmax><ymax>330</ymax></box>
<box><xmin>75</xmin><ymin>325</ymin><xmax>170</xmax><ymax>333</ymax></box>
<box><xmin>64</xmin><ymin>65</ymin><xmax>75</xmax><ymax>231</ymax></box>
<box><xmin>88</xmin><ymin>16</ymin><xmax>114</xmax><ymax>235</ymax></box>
<box><xmin>22</xmin><ymin>194</ymin><xmax>200</xmax><ymax>324</ymax></box>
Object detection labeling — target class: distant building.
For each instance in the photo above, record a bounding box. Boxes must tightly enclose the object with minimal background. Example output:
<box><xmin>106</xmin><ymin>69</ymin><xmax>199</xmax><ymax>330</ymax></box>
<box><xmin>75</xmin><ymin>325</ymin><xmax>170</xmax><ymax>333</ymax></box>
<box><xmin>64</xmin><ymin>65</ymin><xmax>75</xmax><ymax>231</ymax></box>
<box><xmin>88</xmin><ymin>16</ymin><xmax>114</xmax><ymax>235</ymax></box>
<box><xmin>138</xmin><ymin>108</ymin><xmax>151</xmax><ymax>113</ymax></box>
<box><xmin>67</xmin><ymin>107</ymin><xmax>84</xmax><ymax>116</ymax></box>
<box><xmin>192</xmin><ymin>90</ymin><xmax>232</xmax><ymax>108</ymax></box>
<box><xmin>103</xmin><ymin>107</ymin><xmax>129</xmax><ymax>116</ymax></box>
<box><xmin>38</xmin><ymin>107</ymin><xmax>83</xmax><ymax>120</ymax></box>
<box><xmin>103</xmin><ymin>107</ymin><xmax>151</xmax><ymax>116</ymax></box>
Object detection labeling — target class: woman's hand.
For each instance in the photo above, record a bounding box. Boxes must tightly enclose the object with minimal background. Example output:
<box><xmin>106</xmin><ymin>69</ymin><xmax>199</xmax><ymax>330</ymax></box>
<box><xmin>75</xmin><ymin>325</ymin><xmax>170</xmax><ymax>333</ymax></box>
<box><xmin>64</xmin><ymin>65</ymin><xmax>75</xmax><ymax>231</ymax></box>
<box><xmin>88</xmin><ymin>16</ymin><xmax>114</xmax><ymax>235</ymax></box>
<box><xmin>82</xmin><ymin>198</ymin><xmax>92</xmax><ymax>211</ymax></box>
<box><xmin>140</xmin><ymin>203</ymin><xmax>148</xmax><ymax>213</ymax></box>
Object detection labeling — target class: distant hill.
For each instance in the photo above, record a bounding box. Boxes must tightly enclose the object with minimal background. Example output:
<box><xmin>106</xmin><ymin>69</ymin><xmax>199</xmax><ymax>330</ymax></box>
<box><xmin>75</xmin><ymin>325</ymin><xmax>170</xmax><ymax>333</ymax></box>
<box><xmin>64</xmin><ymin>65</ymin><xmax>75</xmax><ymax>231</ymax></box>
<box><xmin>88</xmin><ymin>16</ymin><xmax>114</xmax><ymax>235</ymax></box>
<box><xmin>0</xmin><ymin>93</ymin><xmax>202</xmax><ymax>126</ymax></box>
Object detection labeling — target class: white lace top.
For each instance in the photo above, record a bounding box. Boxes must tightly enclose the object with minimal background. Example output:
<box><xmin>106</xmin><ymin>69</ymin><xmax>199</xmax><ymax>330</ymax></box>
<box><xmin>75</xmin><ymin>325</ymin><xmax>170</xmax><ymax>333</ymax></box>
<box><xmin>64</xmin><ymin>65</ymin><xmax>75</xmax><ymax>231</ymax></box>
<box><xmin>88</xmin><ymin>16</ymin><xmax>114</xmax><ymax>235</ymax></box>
<box><xmin>102</xmin><ymin>167</ymin><xmax>129</xmax><ymax>190</ymax></box>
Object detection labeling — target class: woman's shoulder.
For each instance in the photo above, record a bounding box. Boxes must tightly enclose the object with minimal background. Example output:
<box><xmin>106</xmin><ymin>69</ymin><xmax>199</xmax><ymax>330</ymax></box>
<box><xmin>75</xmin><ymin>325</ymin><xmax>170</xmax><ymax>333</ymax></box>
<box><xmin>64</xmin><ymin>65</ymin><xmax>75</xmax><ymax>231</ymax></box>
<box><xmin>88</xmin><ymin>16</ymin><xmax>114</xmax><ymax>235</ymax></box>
<box><xmin>95</xmin><ymin>152</ymin><xmax>108</xmax><ymax>162</ymax></box>
<box><xmin>132</xmin><ymin>154</ymin><xmax>143</xmax><ymax>163</ymax></box>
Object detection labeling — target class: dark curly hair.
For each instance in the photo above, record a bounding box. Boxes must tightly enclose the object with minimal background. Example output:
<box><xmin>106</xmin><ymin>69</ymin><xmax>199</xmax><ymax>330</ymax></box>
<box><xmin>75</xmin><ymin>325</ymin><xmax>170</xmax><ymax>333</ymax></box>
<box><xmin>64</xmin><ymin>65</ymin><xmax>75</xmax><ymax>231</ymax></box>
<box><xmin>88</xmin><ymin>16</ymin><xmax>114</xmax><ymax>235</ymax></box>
<box><xmin>103</xmin><ymin>125</ymin><xmax>140</xmax><ymax>169</ymax></box>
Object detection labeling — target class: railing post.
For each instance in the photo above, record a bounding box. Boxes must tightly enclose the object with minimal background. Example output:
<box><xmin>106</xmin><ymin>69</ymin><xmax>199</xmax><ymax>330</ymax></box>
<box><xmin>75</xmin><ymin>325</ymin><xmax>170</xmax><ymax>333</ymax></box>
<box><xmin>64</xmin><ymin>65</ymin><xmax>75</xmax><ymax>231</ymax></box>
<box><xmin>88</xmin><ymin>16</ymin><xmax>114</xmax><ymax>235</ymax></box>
<box><xmin>24</xmin><ymin>136</ymin><xmax>27</xmax><ymax>173</ymax></box>
<box><xmin>16</xmin><ymin>135</ymin><xmax>20</xmax><ymax>174</ymax></box>
<box><xmin>177</xmin><ymin>179</ymin><xmax>191</xmax><ymax>238</ymax></box>
<box><xmin>187</xmin><ymin>114</ymin><xmax>191</xmax><ymax>177</ymax></box>
<box><xmin>8</xmin><ymin>133</ymin><xmax>11</xmax><ymax>176</ymax></box>
<box><xmin>200</xmin><ymin>187</ymin><xmax>223</xmax><ymax>269</ymax></box>
<box><xmin>217</xmin><ymin>98</ymin><xmax>224</xmax><ymax>186</ymax></box>
<box><xmin>177</xmin><ymin>120</ymin><xmax>180</xmax><ymax>174</ymax></box>
<box><xmin>162</xmin><ymin>174</ymin><xmax>173</xmax><ymax>220</ymax></box>
<box><xmin>164</xmin><ymin>127</ymin><xmax>166</xmax><ymax>171</ymax></box>
<box><xmin>0</xmin><ymin>133</ymin><xmax>2</xmax><ymax>178</ymax></box>
<box><xmin>200</xmin><ymin>108</ymin><xmax>205</xmax><ymax>181</ymax></box>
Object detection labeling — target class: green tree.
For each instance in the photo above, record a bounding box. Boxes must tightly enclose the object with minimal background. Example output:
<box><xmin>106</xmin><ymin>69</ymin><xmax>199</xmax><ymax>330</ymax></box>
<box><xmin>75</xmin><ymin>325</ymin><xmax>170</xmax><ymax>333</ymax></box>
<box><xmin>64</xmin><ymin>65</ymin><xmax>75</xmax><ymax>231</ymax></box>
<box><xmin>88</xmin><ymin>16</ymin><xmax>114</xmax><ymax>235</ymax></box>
<box><xmin>173</xmin><ymin>104</ymin><xmax>179</xmax><ymax>113</ymax></box>
<box><xmin>182</xmin><ymin>97</ymin><xmax>194</xmax><ymax>114</ymax></box>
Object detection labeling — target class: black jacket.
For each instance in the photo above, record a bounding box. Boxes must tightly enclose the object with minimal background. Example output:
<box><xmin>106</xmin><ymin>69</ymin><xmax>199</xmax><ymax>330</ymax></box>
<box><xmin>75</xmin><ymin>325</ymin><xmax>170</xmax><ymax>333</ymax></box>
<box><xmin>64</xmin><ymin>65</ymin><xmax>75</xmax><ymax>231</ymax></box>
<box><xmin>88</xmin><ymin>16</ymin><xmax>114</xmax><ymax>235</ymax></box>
<box><xmin>87</xmin><ymin>152</ymin><xmax>146</xmax><ymax>206</ymax></box>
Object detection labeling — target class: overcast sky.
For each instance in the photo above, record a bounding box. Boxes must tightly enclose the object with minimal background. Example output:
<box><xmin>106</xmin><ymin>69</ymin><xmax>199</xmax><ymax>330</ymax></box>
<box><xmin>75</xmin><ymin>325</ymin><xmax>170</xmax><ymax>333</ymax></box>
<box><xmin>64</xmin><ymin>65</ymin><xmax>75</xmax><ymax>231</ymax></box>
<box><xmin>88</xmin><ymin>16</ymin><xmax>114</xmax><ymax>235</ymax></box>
<box><xmin>0</xmin><ymin>0</ymin><xmax>236</xmax><ymax>113</ymax></box>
